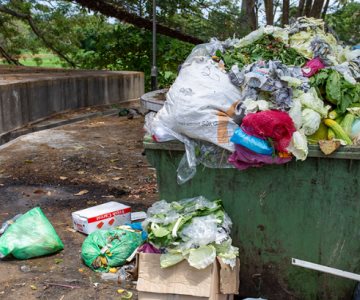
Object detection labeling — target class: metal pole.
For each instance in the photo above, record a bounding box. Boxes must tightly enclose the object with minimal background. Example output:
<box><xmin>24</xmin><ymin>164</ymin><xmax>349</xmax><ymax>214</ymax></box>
<box><xmin>151</xmin><ymin>0</ymin><xmax>158</xmax><ymax>91</ymax></box>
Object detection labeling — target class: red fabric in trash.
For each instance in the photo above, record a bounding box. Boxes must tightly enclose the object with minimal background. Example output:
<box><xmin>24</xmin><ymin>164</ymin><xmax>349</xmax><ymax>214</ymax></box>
<box><xmin>302</xmin><ymin>58</ymin><xmax>325</xmax><ymax>77</ymax></box>
<box><xmin>241</xmin><ymin>110</ymin><xmax>296</xmax><ymax>152</ymax></box>
<box><xmin>228</xmin><ymin>144</ymin><xmax>292</xmax><ymax>170</ymax></box>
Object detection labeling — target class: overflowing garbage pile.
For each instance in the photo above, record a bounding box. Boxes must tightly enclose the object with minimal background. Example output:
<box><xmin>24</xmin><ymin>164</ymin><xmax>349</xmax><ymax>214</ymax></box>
<box><xmin>145</xmin><ymin>17</ymin><xmax>360</xmax><ymax>183</ymax></box>
<box><xmin>143</xmin><ymin>196</ymin><xmax>239</xmax><ymax>269</ymax></box>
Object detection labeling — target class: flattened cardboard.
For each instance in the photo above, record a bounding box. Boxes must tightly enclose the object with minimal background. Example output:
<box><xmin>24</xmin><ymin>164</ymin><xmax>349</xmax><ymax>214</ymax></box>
<box><xmin>219</xmin><ymin>258</ymin><xmax>240</xmax><ymax>294</ymax></box>
<box><xmin>137</xmin><ymin>253</ymin><xmax>239</xmax><ymax>300</ymax></box>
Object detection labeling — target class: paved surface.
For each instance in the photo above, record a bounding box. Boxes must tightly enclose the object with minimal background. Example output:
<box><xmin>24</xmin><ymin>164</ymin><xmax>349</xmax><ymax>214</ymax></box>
<box><xmin>0</xmin><ymin>112</ymin><xmax>158</xmax><ymax>299</ymax></box>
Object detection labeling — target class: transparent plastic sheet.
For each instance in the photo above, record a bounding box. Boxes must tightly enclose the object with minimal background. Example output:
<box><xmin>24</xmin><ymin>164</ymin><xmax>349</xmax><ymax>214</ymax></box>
<box><xmin>177</xmin><ymin>140</ymin><xmax>233</xmax><ymax>185</ymax></box>
<box><xmin>142</xmin><ymin>200</ymin><xmax>180</xmax><ymax>227</ymax></box>
<box><xmin>180</xmin><ymin>215</ymin><xmax>219</xmax><ymax>247</ymax></box>
<box><xmin>178</xmin><ymin>196</ymin><xmax>220</xmax><ymax>214</ymax></box>
<box><xmin>144</xmin><ymin>112</ymin><xmax>176</xmax><ymax>142</ymax></box>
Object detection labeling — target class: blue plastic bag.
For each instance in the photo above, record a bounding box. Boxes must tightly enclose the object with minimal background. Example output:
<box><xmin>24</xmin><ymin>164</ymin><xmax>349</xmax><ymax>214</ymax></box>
<box><xmin>230</xmin><ymin>127</ymin><xmax>273</xmax><ymax>155</ymax></box>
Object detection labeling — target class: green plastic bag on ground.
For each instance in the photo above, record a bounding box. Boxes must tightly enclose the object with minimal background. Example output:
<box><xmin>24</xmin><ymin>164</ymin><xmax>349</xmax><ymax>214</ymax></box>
<box><xmin>0</xmin><ymin>207</ymin><xmax>64</xmax><ymax>259</ymax></box>
<box><xmin>81</xmin><ymin>228</ymin><xmax>143</xmax><ymax>272</ymax></box>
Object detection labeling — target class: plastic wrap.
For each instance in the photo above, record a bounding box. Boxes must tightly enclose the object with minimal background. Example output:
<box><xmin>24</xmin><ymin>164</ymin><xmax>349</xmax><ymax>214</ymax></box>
<box><xmin>230</xmin><ymin>127</ymin><xmax>273</xmax><ymax>155</ymax></box>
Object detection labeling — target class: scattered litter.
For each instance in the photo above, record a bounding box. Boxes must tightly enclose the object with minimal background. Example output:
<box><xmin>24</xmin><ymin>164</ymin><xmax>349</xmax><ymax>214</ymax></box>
<box><xmin>117</xmin><ymin>288</ymin><xmax>133</xmax><ymax>299</ymax></box>
<box><xmin>20</xmin><ymin>265</ymin><xmax>31</xmax><ymax>273</ymax></box>
<box><xmin>130</xmin><ymin>212</ymin><xmax>147</xmax><ymax>222</ymax></box>
<box><xmin>0</xmin><ymin>207</ymin><xmax>64</xmax><ymax>259</ymax></box>
<box><xmin>44</xmin><ymin>282</ymin><xmax>81</xmax><ymax>289</ymax></box>
<box><xmin>54</xmin><ymin>258</ymin><xmax>63</xmax><ymax>264</ymax></box>
<box><xmin>65</xmin><ymin>227</ymin><xmax>77</xmax><ymax>233</ymax></box>
<box><xmin>59</xmin><ymin>176</ymin><xmax>68</xmax><ymax>180</ymax></box>
<box><xmin>74</xmin><ymin>190</ymin><xmax>89</xmax><ymax>196</ymax></box>
<box><xmin>30</xmin><ymin>285</ymin><xmax>37</xmax><ymax>290</ymax></box>
<box><xmin>72</xmin><ymin>201</ymin><xmax>131</xmax><ymax>234</ymax></box>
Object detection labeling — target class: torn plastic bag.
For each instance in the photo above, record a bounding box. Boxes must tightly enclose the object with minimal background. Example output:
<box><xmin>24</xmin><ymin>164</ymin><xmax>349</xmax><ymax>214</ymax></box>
<box><xmin>177</xmin><ymin>140</ymin><xmax>233</xmax><ymax>184</ymax></box>
<box><xmin>0</xmin><ymin>207</ymin><xmax>64</xmax><ymax>260</ymax></box>
<box><xmin>81</xmin><ymin>227</ymin><xmax>144</xmax><ymax>272</ymax></box>
<box><xmin>228</xmin><ymin>144</ymin><xmax>292</xmax><ymax>170</ymax></box>
<box><xmin>230</xmin><ymin>127</ymin><xmax>273</xmax><ymax>155</ymax></box>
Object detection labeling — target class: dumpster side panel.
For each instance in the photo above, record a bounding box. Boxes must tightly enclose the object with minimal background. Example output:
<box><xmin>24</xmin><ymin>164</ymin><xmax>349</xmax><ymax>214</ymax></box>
<box><xmin>145</xmin><ymin>148</ymin><xmax>360</xmax><ymax>300</ymax></box>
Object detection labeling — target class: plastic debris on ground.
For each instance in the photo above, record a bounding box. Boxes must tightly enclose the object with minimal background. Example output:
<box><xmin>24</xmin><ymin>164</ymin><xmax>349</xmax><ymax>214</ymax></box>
<box><xmin>145</xmin><ymin>17</ymin><xmax>360</xmax><ymax>183</ymax></box>
<box><xmin>0</xmin><ymin>207</ymin><xmax>64</xmax><ymax>259</ymax></box>
<box><xmin>142</xmin><ymin>196</ymin><xmax>239</xmax><ymax>270</ymax></box>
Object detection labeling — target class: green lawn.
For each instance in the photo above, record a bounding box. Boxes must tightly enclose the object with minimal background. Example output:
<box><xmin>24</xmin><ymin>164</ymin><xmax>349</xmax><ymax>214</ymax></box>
<box><xmin>19</xmin><ymin>52</ymin><xmax>63</xmax><ymax>68</ymax></box>
<box><xmin>0</xmin><ymin>51</ymin><xmax>64</xmax><ymax>68</ymax></box>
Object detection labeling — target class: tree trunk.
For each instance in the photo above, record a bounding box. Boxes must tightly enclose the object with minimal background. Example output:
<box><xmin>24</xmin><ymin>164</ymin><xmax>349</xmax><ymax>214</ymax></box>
<box><xmin>0</xmin><ymin>44</ymin><xmax>21</xmax><ymax>65</ymax></box>
<box><xmin>303</xmin><ymin>0</ymin><xmax>313</xmax><ymax>16</ymax></box>
<box><xmin>309</xmin><ymin>0</ymin><xmax>325</xmax><ymax>18</ymax></box>
<box><xmin>71</xmin><ymin>0</ymin><xmax>204</xmax><ymax>44</ymax></box>
<box><xmin>321</xmin><ymin>0</ymin><xmax>330</xmax><ymax>18</ymax></box>
<box><xmin>297</xmin><ymin>0</ymin><xmax>305</xmax><ymax>17</ymax></box>
<box><xmin>246</xmin><ymin>0</ymin><xmax>257</xmax><ymax>30</ymax></box>
<box><xmin>264</xmin><ymin>0</ymin><xmax>274</xmax><ymax>25</ymax></box>
<box><xmin>282</xmin><ymin>0</ymin><xmax>289</xmax><ymax>26</ymax></box>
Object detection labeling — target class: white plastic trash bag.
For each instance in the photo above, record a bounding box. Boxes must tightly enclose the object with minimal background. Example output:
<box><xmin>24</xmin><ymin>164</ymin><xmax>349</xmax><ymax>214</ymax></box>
<box><xmin>153</xmin><ymin>58</ymin><xmax>242</xmax><ymax>152</ymax></box>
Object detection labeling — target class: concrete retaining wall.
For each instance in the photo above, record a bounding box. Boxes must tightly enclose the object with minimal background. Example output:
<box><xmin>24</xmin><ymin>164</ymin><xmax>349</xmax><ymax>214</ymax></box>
<box><xmin>0</xmin><ymin>68</ymin><xmax>144</xmax><ymax>134</ymax></box>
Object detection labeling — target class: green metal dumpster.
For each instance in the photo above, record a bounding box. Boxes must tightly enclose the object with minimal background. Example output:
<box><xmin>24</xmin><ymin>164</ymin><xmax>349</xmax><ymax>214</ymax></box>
<box><xmin>144</xmin><ymin>139</ymin><xmax>360</xmax><ymax>299</ymax></box>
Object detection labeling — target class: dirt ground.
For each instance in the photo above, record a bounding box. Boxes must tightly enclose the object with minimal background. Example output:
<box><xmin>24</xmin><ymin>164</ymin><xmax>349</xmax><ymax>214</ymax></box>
<box><xmin>0</xmin><ymin>113</ymin><xmax>158</xmax><ymax>299</ymax></box>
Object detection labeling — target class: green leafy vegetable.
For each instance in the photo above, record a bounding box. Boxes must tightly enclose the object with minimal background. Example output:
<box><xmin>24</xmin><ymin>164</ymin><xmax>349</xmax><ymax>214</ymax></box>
<box><xmin>216</xmin><ymin>35</ymin><xmax>306</xmax><ymax>70</ymax></box>
<box><xmin>310</xmin><ymin>69</ymin><xmax>360</xmax><ymax>113</ymax></box>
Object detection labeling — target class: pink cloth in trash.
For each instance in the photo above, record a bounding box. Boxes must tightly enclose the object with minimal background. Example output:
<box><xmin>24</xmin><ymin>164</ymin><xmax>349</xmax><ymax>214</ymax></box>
<box><xmin>228</xmin><ymin>144</ymin><xmax>292</xmax><ymax>170</ymax></box>
<box><xmin>138</xmin><ymin>243</ymin><xmax>161</xmax><ymax>254</ymax></box>
<box><xmin>302</xmin><ymin>58</ymin><xmax>325</xmax><ymax>77</ymax></box>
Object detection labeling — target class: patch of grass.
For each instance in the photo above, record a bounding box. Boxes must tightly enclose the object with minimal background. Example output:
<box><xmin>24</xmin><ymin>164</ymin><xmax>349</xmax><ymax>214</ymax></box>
<box><xmin>19</xmin><ymin>52</ymin><xmax>63</xmax><ymax>68</ymax></box>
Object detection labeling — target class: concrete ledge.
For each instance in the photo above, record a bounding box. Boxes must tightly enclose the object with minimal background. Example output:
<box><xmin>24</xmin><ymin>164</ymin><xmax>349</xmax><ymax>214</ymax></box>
<box><xmin>0</xmin><ymin>66</ymin><xmax>144</xmax><ymax>134</ymax></box>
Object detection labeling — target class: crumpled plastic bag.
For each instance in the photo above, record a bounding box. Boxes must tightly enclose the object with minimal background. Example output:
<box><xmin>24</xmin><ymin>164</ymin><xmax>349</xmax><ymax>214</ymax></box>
<box><xmin>302</xmin><ymin>58</ymin><xmax>325</xmax><ymax>77</ymax></box>
<box><xmin>228</xmin><ymin>144</ymin><xmax>292</xmax><ymax>170</ymax></box>
<box><xmin>81</xmin><ymin>227</ymin><xmax>144</xmax><ymax>272</ymax></box>
<box><xmin>230</xmin><ymin>127</ymin><xmax>273</xmax><ymax>155</ymax></box>
<box><xmin>0</xmin><ymin>207</ymin><xmax>64</xmax><ymax>260</ymax></box>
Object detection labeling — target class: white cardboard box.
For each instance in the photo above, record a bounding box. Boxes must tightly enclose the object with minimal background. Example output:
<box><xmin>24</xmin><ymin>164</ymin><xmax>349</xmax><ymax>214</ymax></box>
<box><xmin>137</xmin><ymin>253</ymin><xmax>240</xmax><ymax>300</ymax></box>
<box><xmin>72</xmin><ymin>201</ymin><xmax>131</xmax><ymax>234</ymax></box>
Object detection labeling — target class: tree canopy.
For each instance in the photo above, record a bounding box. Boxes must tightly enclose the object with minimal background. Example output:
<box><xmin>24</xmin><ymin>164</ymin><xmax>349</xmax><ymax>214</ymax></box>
<box><xmin>0</xmin><ymin>0</ymin><xmax>358</xmax><ymax>89</ymax></box>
